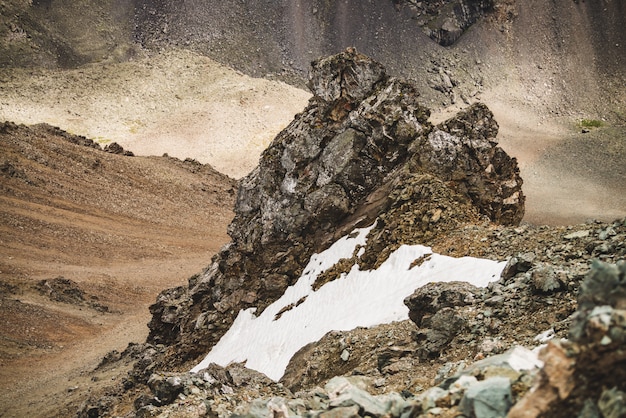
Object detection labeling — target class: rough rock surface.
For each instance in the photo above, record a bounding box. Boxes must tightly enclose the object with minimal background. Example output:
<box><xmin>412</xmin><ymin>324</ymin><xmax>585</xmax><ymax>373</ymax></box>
<box><xmin>403</xmin><ymin>0</ymin><xmax>495</xmax><ymax>46</ymax></box>
<box><xmin>509</xmin><ymin>259</ymin><xmax>626</xmax><ymax>418</ymax></box>
<box><xmin>72</xmin><ymin>50</ymin><xmax>626</xmax><ymax>418</ymax></box>
<box><xmin>81</xmin><ymin>219</ymin><xmax>626</xmax><ymax>418</ymax></box>
<box><xmin>144</xmin><ymin>50</ymin><xmax>523</xmax><ymax>378</ymax></box>
<box><xmin>107</xmin><ymin>220</ymin><xmax>625</xmax><ymax>418</ymax></box>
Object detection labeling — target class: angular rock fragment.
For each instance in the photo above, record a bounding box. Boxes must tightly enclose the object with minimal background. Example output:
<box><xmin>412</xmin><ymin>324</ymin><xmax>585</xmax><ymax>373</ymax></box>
<box><xmin>404</xmin><ymin>281</ymin><xmax>482</xmax><ymax>327</ymax></box>
<box><xmin>459</xmin><ymin>376</ymin><xmax>513</xmax><ymax>418</ymax></box>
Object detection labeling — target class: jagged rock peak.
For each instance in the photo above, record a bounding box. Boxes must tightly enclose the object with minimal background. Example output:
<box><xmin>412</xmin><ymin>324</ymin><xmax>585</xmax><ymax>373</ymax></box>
<box><xmin>418</xmin><ymin>102</ymin><xmax>525</xmax><ymax>224</ymax></box>
<box><xmin>306</xmin><ymin>47</ymin><xmax>387</xmax><ymax>104</ymax></box>
<box><xmin>229</xmin><ymin>48</ymin><xmax>431</xmax><ymax>254</ymax></box>
<box><xmin>145</xmin><ymin>49</ymin><xmax>524</xmax><ymax>376</ymax></box>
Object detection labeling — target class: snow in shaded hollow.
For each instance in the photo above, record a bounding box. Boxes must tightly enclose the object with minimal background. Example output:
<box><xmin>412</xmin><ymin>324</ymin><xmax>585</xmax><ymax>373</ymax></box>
<box><xmin>191</xmin><ymin>224</ymin><xmax>507</xmax><ymax>381</ymax></box>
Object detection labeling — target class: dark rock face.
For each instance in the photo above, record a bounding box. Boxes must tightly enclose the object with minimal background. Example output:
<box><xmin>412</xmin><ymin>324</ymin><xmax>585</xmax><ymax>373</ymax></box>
<box><xmin>417</xmin><ymin>103</ymin><xmax>525</xmax><ymax>225</ymax></box>
<box><xmin>403</xmin><ymin>0</ymin><xmax>495</xmax><ymax>46</ymax></box>
<box><xmin>145</xmin><ymin>49</ymin><xmax>524</xmax><ymax>372</ymax></box>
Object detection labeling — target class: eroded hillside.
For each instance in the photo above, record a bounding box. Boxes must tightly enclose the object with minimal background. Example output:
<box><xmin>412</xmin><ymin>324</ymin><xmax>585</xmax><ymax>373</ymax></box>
<box><xmin>0</xmin><ymin>122</ymin><xmax>236</xmax><ymax>417</ymax></box>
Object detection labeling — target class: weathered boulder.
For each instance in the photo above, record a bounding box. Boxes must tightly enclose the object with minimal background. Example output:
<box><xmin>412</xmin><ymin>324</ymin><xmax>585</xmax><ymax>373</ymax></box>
<box><xmin>404</xmin><ymin>281</ymin><xmax>483</xmax><ymax>327</ymax></box>
<box><xmin>416</xmin><ymin>307</ymin><xmax>468</xmax><ymax>359</ymax></box>
<box><xmin>458</xmin><ymin>376</ymin><xmax>513</xmax><ymax>418</ymax></box>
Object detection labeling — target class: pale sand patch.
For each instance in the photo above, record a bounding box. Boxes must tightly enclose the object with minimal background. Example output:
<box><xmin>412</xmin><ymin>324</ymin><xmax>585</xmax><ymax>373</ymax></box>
<box><xmin>0</xmin><ymin>49</ymin><xmax>312</xmax><ymax>179</ymax></box>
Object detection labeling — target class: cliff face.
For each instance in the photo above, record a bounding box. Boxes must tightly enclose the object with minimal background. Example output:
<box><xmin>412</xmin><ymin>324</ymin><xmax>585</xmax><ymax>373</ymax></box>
<box><xmin>145</xmin><ymin>49</ymin><xmax>524</xmax><ymax>373</ymax></box>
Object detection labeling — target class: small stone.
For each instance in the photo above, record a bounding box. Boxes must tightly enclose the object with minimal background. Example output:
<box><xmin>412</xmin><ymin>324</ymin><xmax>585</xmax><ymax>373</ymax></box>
<box><xmin>431</xmin><ymin>208</ymin><xmax>443</xmax><ymax>222</ymax></box>
<box><xmin>598</xmin><ymin>387</ymin><xmax>626</xmax><ymax>418</ymax></box>
<box><xmin>564</xmin><ymin>230</ymin><xmax>590</xmax><ymax>240</ymax></box>
<box><xmin>478</xmin><ymin>337</ymin><xmax>505</xmax><ymax>355</ymax></box>
<box><xmin>578</xmin><ymin>398</ymin><xmax>602</xmax><ymax>418</ymax></box>
<box><xmin>418</xmin><ymin>386</ymin><xmax>448</xmax><ymax>411</ymax></box>
<box><xmin>485</xmin><ymin>295</ymin><xmax>505</xmax><ymax>306</ymax></box>
<box><xmin>448</xmin><ymin>375</ymin><xmax>478</xmax><ymax>404</ymax></box>
<box><xmin>600</xmin><ymin>226</ymin><xmax>617</xmax><ymax>239</ymax></box>
<box><xmin>341</xmin><ymin>349</ymin><xmax>350</xmax><ymax>362</ymax></box>
<box><xmin>600</xmin><ymin>335</ymin><xmax>613</xmax><ymax>345</ymax></box>
<box><xmin>318</xmin><ymin>405</ymin><xmax>360</xmax><ymax>418</ymax></box>
<box><xmin>326</xmin><ymin>376</ymin><xmax>387</xmax><ymax>416</ymax></box>
<box><xmin>531</xmin><ymin>265</ymin><xmax>562</xmax><ymax>294</ymax></box>
<box><xmin>533</xmin><ymin>328</ymin><xmax>555</xmax><ymax>343</ymax></box>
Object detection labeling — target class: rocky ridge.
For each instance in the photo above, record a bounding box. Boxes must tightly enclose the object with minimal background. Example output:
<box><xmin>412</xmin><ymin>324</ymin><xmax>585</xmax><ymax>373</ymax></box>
<box><xmin>76</xmin><ymin>49</ymin><xmax>534</xmax><ymax>416</ymax></box>
<box><xmin>80</xmin><ymin>217</ymin><xmax>626</xmax><ymax>417</ymax></box>
<box><xmin>73</xmin><ymin>50</ymin><xmax>626</xmax><ymax>418</ymax></box>
<box><xmin>144</xmin><ymin>48</ymin><xmax>523</xmax><ymax>373</ymax></box>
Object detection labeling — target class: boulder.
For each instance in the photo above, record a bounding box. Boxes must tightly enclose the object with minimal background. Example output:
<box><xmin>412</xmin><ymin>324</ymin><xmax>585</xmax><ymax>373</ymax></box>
<box><xmin>458</xmin><ymin>376</ymin><xmax>513</xmax><ymax>418</ymax></box>
<box><xmin>404</xmin><ymin>281</ymin><xmax>483</xmax><ymax>327</ymax></box>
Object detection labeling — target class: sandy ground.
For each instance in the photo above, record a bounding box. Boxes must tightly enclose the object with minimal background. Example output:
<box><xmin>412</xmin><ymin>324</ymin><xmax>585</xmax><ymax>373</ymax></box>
<box><xmin>0</xmin><ymin>124</ymin><xmax>237</xmax><ymax>417</ymax></box>
<box><xmin>0</xmin><ymin>49</ymin><xmax>312</xmax><ymax>179</ymax></box>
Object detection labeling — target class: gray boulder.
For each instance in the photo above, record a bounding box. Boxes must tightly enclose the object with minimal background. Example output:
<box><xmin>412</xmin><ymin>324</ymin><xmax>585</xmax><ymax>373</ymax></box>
<box><xmin>404</xmin><ymin>281</ymin><xmax>482</xmax><ymax>327</ymax></box>
<box><xmin>458</xmin><ymin>376</ymin><xmax>513</xmax><ymax>418</ymax></box>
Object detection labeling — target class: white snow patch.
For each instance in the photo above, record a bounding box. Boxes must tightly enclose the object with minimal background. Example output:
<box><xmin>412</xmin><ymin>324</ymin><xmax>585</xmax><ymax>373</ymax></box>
<box><xmin>504</xmin><ymin>346</ymin><xmax>545</xmax><ymax>371</ymax></box>
<box><xmin>534</xmin><ymin>328</ymin><xmax>556</xmax><ymax>343</ymax></box>
<box><xmin>191</xmin><ymin>225</ymin><xmax>507</xmax><ymax>381</ymax></box>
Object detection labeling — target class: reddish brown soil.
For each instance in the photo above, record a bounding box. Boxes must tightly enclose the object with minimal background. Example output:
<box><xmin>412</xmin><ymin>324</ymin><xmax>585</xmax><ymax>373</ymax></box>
<box><xmin>0</xmin><ymin>123</ymin><xmax>236</xmax><ymax>417</ymax></box>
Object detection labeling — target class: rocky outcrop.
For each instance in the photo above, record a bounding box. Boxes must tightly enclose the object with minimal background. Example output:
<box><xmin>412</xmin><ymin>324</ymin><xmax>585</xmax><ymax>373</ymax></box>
<box><xmin>144</xmin><ymin>50</ymin><xmax>523</xmax><ymax>380</ymax></box>
<box><xmin>403</xmin><ymin>0</ymin><xmax>495</xmax><ymax>46</ymax></box>
<box><xmin>90</xmin><ymin>210</ymin><xmax>625</xmax><ymax>417</ymax></box>
<box><xmin>509</xmin><ymin>260</ymin><xmax>626</xmax><ymax>418</ymax></box>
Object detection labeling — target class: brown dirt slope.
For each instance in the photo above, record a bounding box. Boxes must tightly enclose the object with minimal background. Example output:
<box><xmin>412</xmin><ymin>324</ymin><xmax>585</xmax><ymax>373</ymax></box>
<box><xmin>0</xmin><ymin>122</ymin><xmax>236</xmax><ymax>417</ymax></box>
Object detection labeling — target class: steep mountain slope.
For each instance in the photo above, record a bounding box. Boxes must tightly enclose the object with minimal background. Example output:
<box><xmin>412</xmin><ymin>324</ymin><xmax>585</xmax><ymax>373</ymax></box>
<box><xmin>0</xmin><ymin>49</ymin><xmax>311</xmax><ymax>179</ymax></box>
<box><xmin>133</xmin><ymin>0</ymin><xmax>625</xmax><ymax>114</ymax></box>
<box><xmin>0</xmin><ymin>122</ymin><xmax>236</xmax><ymax>417</ymax></box>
